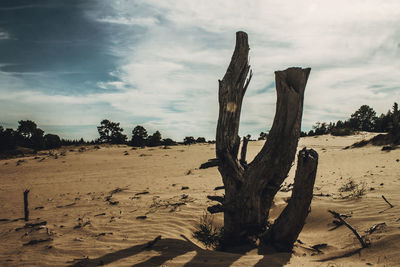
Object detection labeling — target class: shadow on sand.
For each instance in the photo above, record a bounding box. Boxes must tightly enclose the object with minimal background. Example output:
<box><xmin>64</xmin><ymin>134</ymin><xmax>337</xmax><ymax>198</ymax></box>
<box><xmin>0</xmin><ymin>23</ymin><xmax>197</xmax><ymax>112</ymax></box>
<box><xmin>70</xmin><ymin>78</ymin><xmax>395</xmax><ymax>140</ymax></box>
<box><xmin>69</xmin><ymin>235</ymin><xmax>291</xmax><ymax>267</ymax></box>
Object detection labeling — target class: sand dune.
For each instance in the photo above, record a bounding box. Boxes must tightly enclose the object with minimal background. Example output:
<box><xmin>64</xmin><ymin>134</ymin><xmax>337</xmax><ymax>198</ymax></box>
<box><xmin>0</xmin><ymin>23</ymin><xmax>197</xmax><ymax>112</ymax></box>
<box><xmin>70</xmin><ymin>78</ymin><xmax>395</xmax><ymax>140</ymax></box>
<box><xmin>1</xmin><ymin>133</ymin><xmax>399</xmax><ymax>266</ymax></box>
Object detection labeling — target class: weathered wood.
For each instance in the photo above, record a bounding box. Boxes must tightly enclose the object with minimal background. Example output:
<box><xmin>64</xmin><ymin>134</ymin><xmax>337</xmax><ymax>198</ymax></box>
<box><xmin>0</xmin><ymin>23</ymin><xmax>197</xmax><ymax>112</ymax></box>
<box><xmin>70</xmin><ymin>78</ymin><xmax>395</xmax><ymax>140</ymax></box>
<box><xmin>381</xmin><ymin>195</ymin><xmax>394</xmax><ymax>208</ymax></box>
<box><xmin>207</xmin><ymin>204</ymin><xmax>224</xmax><ymax>214</ymax></box>
<box><xmin>24</xmin><ymin>189</ymin><xmax>30</xmax><ymax>221</ymax></box>
<box><xmin>199</xmin><ymin>158</ymin><xmax>219</xmax><ymax>169</ymax></box>
<box><xmin>214</xmin><ymin>186</ymin><xmax>225</xmax><ymax>191</ymax></box>
<box><xmin>328</xmin><ymin>210</ymin><xmax>368</xmax><ymax>248</ymax></box>
<box><xmin>366</xmin><ymin>222</ymin><xmax>386</xmax><ymax>234</ymax></box>
<box><xmin>215</xmin><ymin>31</ymin><xmax>314</xmax><ymax>250</ymax></box>
<box><xmin>263</xmin><ymin>148</ymin><xmax>318</xmax><ymax>251</ymax></box>
<box><xmin>216</xmin><ymin>31</ymin><xmax>252</xmax><ymax>185</ymax></box>
<box><xmin>239</xmin><ymin>136</ymin><xmax>249</xmax><ymax>166</ymax></box>
<box><xmin>207</xmin><ymin>195</ymin><xmax>224</xmax><ymax>203</ymax></box>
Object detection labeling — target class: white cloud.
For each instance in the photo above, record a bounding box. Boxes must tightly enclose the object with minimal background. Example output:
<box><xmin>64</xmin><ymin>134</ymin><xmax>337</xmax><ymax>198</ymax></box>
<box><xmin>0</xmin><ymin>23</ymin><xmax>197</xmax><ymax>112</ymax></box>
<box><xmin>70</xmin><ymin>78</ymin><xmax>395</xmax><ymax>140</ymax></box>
<box><xmin>0</xmin><ymin>30</ymin><xmax>10</xmax><ymax>40</ymax></box>
<box><xmin>97</xmin><ymin>16</ymin><xmax>159</xmax><ymax>27</ymax></box>
<box><xmin>2</xmin><ymin>1</ymin><xmax>400</xmax><ymax>140</ymax></box>
<box><xmin>91</xmin><ymin>0</ymin><xmax>400</xmax><ymax>138</ymax></box>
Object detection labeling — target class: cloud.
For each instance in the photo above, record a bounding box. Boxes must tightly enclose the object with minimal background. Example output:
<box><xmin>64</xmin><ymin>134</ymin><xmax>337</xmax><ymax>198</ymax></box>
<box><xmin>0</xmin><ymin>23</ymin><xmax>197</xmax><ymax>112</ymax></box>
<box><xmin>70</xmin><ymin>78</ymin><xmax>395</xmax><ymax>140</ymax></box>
<box><xmin>0</xmin><ymin>30</ymin><xmax>10</xmax><ymax>40</ymax></box>
<box><xmin>1</xmin><ymin>0</ymin><xmax>400</xmax><ymax>140</ymax></box>
<box><xmin>97</xmin><ymin>16</ymin><xmax>159</xmax><ymax>27</ymax></box>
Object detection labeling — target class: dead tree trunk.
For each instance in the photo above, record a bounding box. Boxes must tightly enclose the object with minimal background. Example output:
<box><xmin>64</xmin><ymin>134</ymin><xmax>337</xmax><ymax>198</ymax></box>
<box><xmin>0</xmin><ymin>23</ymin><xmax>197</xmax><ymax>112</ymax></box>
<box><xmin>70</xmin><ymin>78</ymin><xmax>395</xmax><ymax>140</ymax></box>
<box><xmin>216</xmin><ymin>31</ymin><xmax>318</xmax><ymax>251</ymax></box>
<box><xmin>24</xmin><ymin>189</ymin><xmax>30</xmax><ymax>221</ymax></box>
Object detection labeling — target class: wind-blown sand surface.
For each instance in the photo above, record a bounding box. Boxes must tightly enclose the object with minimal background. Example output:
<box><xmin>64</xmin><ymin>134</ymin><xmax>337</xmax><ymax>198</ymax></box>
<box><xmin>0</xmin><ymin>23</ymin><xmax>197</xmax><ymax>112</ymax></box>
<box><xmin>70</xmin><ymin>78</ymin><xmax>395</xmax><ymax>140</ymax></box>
<box><xmin>1</xmin><ymin>133</ymin><xmax>399</xmax><ymax>266</ymax></box>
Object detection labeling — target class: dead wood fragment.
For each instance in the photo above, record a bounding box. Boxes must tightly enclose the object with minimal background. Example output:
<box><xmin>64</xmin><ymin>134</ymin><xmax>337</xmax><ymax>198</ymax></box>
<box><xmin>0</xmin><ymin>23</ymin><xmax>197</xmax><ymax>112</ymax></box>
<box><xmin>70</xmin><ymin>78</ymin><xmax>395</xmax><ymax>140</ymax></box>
<box><xmin>34</xmin><ymin>206</ymin><xmax>44</xmax><ymax>210</ymax></box>
<box><xmin>328</xmin><ymin>219</ymin><xmax>344</xmax><ymax>231</ymax></box>
<box><xmin>207</xmin><ymin>204</ymin><xmax>223</xmax><ymax>214</ymax></box>
<box><xmin>15</xmin><ymin>221</ymin><xmax>47</xmax><ymax>231</ymax></box>
<box><xmin>199</xmin><ymin>158</ymin><xmax>219</xmax><ymax>169</ymax></box>
<box><xmin>74</xmin><ymin>220</ymin><xmax>90</xmax><ymax>229</ymax></box>
<box><xmin>365</xmin><ymin>223</ymin><xmax>386</xmax><ymax>234</ymax></box>
<box><xmin>328</xmin><ymin>210</ymin><xmax>368</xmax><ymax>248</ymax></box>
<box><xmin>0</xmin><ymin>219</ymin><xmax>10</xmax><ymax>222</ymax></box>
<box><xmin>94</xmin><ymin>213</ymin><xmax>106</xmax><ymax>217</ymax></box>
<box><xmin>214</xmin><ymin>186</ymin><xmax>225</xmax><ymax>190</ymax></box>
<box><xmin>135</xmin><ymin>191</ymin><xmax>149</xmax><ymax>196</ymax></box>
<box><xmin>142</xmin><ymin>235</ymin><xmax>162</xmax><ymax>250</ymax></box>
<box><xmin>24</xmin><ymin>189</ymin><xmax>30</xmax><ymax>221</ymax></box>
<box><xmin>310</xmin><ymin>243</ymin><xmax>328</xmax><ymax>254</ymax></box>
<box><xmin>313</xmin><ymin>193</ymin><xmax>332</xmax><ymax>197</ymax></box>
<box><xmin>23</xmin><ymin>238</ymin><xmax>52</xmax><ymax>246</ymax></box>
<box><xmin>96</xmin><ymin>232</ymin><xmax>113</xmax><ymax>237</ymax></box>
<box><xmin>207</xmin><ymin>195</ymin><xmax>224</xmax><ymax>203</ymax></box>
<box><xmin>57</xmin><ymin>202</ymin><xmax>76</xmax><ymax>208</ymax></box>
<box><xmin>381</xmin><ymin>195</ymin><xmax>394</xmax><ymax>208</ymax></box>
<box><xmin>110</xmin><ymin>187</ymin><xmax>126</xmax><ymax>195</ymax></box>
<box><xmin>105</xmin><ymin>188</ymin><xmax>125</xmax><ymax>205</ymax></box>
<box><xmin>25</xmin><ymin>221</ymin><xmax>47</xmax><ymax>228</ymax></box>
<box><xmin>181</xmin><ymin>186</ymin><xmax>189</xmax><ymax>190</ymax></box>
<box><xmin>136</xmin><ymin>216</ymin><xmax>147</xmax><ymax>220</ymax></box>
<box><xmin>312</xmin><ymin>243</ymin><xmax>327</xmax><ymax>250</ymax></box>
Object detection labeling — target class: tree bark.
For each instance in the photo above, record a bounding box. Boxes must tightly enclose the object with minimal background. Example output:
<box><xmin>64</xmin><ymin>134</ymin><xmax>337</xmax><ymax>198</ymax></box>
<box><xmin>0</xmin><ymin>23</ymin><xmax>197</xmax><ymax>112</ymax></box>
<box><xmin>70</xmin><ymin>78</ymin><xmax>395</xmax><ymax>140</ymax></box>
<box><xmin>263</xmin><ymin>148</ymin><xmax>318</xmax><ymax>251</ymax></box>
<box><xmin>216</xmin><ymin>31</ymin><xmax>316</xmax><ymax>251</ymax></box>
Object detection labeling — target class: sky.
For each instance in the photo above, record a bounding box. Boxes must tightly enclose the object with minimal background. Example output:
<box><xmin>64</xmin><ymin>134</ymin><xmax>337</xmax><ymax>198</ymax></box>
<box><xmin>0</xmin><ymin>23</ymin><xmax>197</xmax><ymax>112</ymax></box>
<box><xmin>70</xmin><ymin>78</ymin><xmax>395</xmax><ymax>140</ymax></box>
<box><xmin>0</xmin><ymin>0</ymin><xmax>399</xmax><ymax>141</ymax></box>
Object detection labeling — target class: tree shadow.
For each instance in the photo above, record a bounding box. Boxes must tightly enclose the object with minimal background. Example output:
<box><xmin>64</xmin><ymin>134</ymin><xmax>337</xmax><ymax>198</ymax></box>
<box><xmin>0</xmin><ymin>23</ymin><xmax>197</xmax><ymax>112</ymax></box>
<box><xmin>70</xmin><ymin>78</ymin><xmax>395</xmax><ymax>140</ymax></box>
<box><xmin>315</xmin><ymin>247</ymin><xmax>363</xmax><ymax>262</ymax></box>
<box><xmin>69</xmin><ymin>235</ymin><xmax>291</xmax><ymax>267</ymax></box>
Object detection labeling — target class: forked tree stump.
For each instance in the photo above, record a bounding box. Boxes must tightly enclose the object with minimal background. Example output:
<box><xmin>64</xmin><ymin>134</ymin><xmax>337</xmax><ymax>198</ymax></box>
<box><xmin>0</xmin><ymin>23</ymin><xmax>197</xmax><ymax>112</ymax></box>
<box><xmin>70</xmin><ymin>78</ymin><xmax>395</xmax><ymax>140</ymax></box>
<box><xmin>216</xmin><ymin>31</ymin><xmax>318</xmax><ymax>251</ymax></box>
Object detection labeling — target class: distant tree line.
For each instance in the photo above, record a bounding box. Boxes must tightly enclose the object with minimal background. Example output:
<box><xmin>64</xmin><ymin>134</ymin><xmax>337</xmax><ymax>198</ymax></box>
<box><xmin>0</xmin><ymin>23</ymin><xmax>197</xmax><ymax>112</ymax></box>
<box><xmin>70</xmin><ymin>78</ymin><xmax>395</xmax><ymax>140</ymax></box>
<box><xmin>97</xmin><ymin>120</ymin><xmax>210</xmax><ymax>147</ymax></box>
<box><xmin>0</xmin><ymin>120</ymin><xmax>66</xmax><ymax>152</ymax></box>
<box><xmin>0</xmin><ymin>118</ymin><xmax>213</xmax><ymax>153</ymax></box>
<box><xmin>301</xmin><ymin>103</ymin><xmax>399</xmax><ymax>137</ymax></box>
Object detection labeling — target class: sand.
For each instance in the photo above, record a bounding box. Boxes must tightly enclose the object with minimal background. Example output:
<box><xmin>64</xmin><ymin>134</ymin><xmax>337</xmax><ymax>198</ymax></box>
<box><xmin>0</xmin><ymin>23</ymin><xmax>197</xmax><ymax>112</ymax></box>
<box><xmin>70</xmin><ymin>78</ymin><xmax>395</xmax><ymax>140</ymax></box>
<box><xmin>0</xmin><ymin>133</ymin><xmax>399</xmax><ymax>266</ymax></box>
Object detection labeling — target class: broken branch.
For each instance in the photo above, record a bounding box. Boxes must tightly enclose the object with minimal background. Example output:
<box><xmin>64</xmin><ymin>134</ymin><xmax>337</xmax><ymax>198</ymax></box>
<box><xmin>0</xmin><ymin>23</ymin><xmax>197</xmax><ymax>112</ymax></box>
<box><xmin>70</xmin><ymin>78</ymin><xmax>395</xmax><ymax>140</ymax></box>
<box><xmin>328</xmin><ymin>210</ymin><xmax>368</xmax><ymax>248</ymax></box>
<box><xmin>207</xmin><ymin>195</ymin><xmax>224</xmax><ymax>203</ymax></box>
<box><xmin>207</xmin><ymin>204</ymin><xmax>223</xmax><ymax>214</ymax></box>
<box><xmin>381</xmin><ymin>195</ymin><xmax>394</xmax><ymax>208</ymax></box>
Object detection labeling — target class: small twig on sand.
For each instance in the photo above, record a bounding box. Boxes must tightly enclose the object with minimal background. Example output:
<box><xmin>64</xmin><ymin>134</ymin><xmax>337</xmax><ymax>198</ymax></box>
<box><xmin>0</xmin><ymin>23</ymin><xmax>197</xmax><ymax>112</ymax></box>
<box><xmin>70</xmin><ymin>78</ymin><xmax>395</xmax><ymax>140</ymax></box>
<box><xmin>328</xmin><ymin>210</ymin><xmax>369</xmax><ymax>248</ymax></box>
<box><xmin>15</xmin><ymin>221</ymin><xmax>47</xmax><ymax>231</ymax></box>
<box><xmin>381</xmin><ymin>195</ymin><xmax>394</xmax><ymax>208</ymax></box>
<box><xmin>142</xmin><ymin>235</ymin><xmax>161</xmax><ymax>250</ymax></box>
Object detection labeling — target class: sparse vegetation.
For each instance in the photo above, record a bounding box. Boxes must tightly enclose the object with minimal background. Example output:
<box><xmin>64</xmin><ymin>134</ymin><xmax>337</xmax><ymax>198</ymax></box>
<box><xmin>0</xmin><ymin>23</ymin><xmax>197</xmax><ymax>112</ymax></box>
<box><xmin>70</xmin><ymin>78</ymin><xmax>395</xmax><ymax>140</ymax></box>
<box><xmin>183</xmin><ymin>136</ymin><xmax>196</xmax><ymax>145</ymax></box>
<box><xmin>339</xmin><ymin>179</ymin><xmax>366</xmax><ymax>199</ymax></box>
<box><xmin>193</xmin><ymin>213</ymin><xmax>223</xmax><ymax>248</ymax></box>
<box><xmin>130</xmin><ymin>125</ymin><xmax>148</xmax><ymax>147</ymax></box>
<box><xmin>97</xmin><ymin>119</ymin><xmax>127</xmax><ymax>144</ymax></box>
<box><xmin>302</xmin><ymin>102</ymin><xmax>399</xmax><ymax>138</ymax></box>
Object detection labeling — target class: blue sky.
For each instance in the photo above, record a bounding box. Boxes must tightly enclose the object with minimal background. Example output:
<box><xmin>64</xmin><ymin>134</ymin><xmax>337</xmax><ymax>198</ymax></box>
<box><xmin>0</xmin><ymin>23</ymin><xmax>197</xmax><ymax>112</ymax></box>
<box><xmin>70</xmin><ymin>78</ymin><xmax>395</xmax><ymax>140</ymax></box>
<box><xmin>1</xmin><ymin>0</ymin><xmax>399</xmax><ymax>141</ymax></box>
